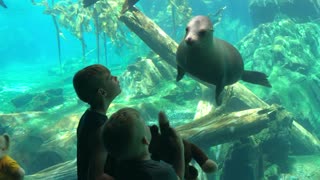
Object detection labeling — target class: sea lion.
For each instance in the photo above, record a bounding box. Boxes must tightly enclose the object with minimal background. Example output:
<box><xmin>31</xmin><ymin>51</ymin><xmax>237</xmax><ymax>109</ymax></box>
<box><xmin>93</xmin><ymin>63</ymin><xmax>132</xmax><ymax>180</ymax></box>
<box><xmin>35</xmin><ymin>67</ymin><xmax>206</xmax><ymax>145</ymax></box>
<box><xmin>0</xmin><ymin>0</ymin><xmax>7</xmax><ymax>8</ymax></box>
<box><xmin>176</xmin><ymin>15</ymin><xmax>271</xmax><ymax>105</ymax></box>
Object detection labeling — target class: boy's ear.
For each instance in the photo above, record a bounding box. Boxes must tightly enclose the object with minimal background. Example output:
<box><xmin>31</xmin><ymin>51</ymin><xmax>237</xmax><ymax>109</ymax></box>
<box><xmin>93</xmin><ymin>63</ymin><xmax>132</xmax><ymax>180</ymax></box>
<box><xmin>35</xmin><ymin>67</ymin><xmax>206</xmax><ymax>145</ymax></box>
<box><xmin>97</xmin><ymin>88</ymin><xmax>107</xmax><ymax>96</ymax></box>
<box><xmin>2</xmin><ymin>134</ymin><xmax>10</xmax><ymax>149</ymax></box>
<box><xmin>142</xmin><ymin>136</ymin><xmax>150</xmax><ymax>145</ymax></box>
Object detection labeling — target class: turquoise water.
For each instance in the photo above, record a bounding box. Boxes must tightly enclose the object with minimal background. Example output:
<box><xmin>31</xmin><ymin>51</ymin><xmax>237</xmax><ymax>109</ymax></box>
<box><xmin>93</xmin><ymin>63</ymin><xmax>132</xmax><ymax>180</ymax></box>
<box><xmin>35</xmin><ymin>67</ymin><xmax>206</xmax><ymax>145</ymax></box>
<box><xmin>1</xmin><ymin>0</ymin><xmax>320</xmax><ymax>179</ymax></box>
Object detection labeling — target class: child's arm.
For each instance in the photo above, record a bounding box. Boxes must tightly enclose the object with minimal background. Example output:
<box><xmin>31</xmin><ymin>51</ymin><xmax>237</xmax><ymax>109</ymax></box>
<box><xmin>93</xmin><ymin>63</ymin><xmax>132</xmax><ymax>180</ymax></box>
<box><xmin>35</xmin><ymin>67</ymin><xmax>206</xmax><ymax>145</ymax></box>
<box><xmin>89</xmin><ymin>127</ymin><xmax>115</xmax><ymax>180</ymax></box>
<box><xmin>158</xmin><ymin>112</ymin><xmax>185</xmax><ymax>180</ymax></box>
<box><xmin>170</xmin><ymin>130</ymin><xmax>185</xmax><ymax>180</ymax></box>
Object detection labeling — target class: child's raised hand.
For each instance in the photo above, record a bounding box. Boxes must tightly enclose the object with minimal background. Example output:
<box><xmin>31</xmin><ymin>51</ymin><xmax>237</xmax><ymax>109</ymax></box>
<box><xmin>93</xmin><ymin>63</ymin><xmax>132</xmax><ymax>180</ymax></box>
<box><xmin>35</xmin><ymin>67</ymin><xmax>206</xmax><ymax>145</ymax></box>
<box><xmin>158</xmin><ymin>111</ymin><xmax>183</xmax><ymax>153</ymax></box>
<box><xmin>157</xmin><ymin>111</ymin><xmax>185</xmax><ymax>179</ymax></box>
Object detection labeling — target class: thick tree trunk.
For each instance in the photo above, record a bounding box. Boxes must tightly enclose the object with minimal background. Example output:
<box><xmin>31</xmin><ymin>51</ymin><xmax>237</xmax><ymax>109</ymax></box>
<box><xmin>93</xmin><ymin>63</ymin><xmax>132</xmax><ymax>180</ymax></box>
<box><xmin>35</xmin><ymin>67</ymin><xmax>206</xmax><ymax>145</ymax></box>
<box><xmin>177</xmin><ymin>104</ymin><xmax>292</xmax><ymax>148</ymax></box>
<box><xmin>290</xmin><ymin>121</ymin><xmax>320</xmax><ymax>154</ymax></box>
<box><xmin>119</xmin><ymin>7</ymin><xmax>177</xmax><ymax>67</ymax></box>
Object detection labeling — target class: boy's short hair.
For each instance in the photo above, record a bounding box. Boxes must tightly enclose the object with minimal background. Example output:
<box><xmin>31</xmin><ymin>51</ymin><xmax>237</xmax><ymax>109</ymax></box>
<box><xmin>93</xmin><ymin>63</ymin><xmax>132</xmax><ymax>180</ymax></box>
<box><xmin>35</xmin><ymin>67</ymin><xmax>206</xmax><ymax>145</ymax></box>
<box><xmin>73</xmin><ymin>64</ymin><xmax>110</xmax><ymax>104</ymax></box>
<box><xmin>103</xmin><ymin>108</ymin><xmax>145</xmax><ymax>160</ymax></box>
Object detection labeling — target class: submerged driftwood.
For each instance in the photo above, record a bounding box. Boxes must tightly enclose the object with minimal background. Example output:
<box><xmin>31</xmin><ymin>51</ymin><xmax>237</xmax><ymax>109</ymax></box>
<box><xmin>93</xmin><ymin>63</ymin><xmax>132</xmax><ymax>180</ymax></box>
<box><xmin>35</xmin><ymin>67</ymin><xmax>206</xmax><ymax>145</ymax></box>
<box><xmin>25</xmin><ymin>159</ymin><xmax>76</xmax><ymax>180</ymax></box>
<box><xmin>290</xmin><ymin>121</ymin><xmax>320</xmax><ymax>154</ymax></box>
<box><xmin>119</xmin><ymin>7</ymin><xmax>177</xmax><ymax>67</ymax></box>
<box><xmin>177</xmin><ymin>104</ymin><xmax>291</xmax><ymax>148</ymax></box>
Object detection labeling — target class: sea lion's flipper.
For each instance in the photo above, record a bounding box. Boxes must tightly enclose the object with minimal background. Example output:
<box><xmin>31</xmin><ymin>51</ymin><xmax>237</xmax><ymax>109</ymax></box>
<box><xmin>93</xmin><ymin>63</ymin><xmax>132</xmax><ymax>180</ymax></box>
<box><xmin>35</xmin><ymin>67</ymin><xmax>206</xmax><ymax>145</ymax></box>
<box><xmin>176</xmin><ymin>65</ymin><xmax>185</xmax><ymax>82</ymax></box>
<box><xmin>242</xmin><ymin>71</ymin><xmax>272</xmax><ymax>87</ymax></box>
<box><xmin>215</xmin><ymin>84</ymin><xmax>224</xmax><ymax>106</ymax></box>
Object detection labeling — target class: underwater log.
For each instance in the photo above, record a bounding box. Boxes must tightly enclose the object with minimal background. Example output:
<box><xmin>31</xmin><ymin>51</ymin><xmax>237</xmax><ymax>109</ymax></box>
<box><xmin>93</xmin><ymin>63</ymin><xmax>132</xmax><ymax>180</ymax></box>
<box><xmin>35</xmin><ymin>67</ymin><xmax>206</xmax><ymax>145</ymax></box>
<box><xmin>176</xmin><ymin>104</ymin><xmax>292</xmax><ymax>148</ymax></box>
<box><xmin>25</xmin><ymin>159</ymin><xmax>76</xmax><ymax>180</ymax></box>
<box><xmin>290</xmin><ymin>121</ymin><xmax>320</xmax><ymax>154</ymax></box>
<box><xmin>175</xmin><ymin>104</ymin><xmax>320</xmax><ymax>154</ymax></box>
<box><xmin>119</xmin><ymin>7</ymin><xmax>177</xmax><ymax>67</ymax></box>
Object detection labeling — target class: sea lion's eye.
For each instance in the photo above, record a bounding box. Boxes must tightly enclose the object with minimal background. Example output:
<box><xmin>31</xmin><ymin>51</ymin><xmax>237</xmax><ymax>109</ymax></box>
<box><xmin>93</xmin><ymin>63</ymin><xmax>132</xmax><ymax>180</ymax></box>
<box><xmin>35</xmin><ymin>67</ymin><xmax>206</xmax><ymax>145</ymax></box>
<box><xmin>198</xmin><ymin>30</ymin><xmax>206</xmax><ymax>36</ymax></box>
<box><xmin>185</xmin><ymin>27</ymin><xmax>189</xmax><ymax>32</ymax></box>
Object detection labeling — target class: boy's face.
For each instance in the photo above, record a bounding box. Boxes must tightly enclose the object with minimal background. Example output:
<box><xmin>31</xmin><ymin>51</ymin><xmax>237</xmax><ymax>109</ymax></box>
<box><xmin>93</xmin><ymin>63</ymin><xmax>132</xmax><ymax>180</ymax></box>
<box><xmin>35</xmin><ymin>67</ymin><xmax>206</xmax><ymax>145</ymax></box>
<box><xmin>100</xmin><ymin>69</ymin><xmax>121</xmax><ymax>100</ymax></box>
<box><xmin>145</xmin><ymin>123</ymin><xmax>152</xmax><ymax>143</ymax></box>
<box><xmin>139</xmin><ymin>117</ymin><xmax>151</xmax><ymax>144</ymax></box>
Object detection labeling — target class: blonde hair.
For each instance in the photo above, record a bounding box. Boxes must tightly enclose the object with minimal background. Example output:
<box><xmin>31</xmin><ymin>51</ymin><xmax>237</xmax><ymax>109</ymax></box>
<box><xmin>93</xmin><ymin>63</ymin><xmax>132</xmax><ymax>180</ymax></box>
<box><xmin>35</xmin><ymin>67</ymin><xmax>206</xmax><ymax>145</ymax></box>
<box><xmin>103</xmin><ymin>108</ymin><xmax>147</xmax><ymax>160</ymax></box>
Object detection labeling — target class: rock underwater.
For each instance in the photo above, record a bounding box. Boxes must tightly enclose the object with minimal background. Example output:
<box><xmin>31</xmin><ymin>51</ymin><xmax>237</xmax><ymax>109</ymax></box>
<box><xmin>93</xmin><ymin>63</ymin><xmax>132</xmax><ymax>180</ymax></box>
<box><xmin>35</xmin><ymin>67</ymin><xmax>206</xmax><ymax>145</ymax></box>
<box><xmin>249</xmin><ymin>0</ymin><xmax>320</xmax><ymax>26</ymax></box>
<box><xmin>236</xmin><ymin>19</ymin><xmax>320</xmax><ymax>138</ymax></box>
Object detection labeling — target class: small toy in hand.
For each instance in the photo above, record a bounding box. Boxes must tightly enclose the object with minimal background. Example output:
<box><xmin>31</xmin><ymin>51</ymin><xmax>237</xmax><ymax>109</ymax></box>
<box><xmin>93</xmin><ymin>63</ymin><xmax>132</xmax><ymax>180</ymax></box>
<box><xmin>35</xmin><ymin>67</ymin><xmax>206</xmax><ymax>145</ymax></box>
<box><xmin>149</xmin><ymin>113</ymin><xmax>218</xmax><ymax>180</ymax></box>
<box><xmin>0</xmin><ymin>133</ymin><xmax>25</xmax><ymax>180</ymax></box>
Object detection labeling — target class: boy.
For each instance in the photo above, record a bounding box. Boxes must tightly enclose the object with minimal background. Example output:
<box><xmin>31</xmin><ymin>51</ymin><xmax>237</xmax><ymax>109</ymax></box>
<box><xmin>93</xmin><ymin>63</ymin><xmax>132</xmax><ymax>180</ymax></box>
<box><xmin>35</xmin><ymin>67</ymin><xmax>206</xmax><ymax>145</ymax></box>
<box><xmin>103</xmin><ymin>107</ymin><xmax>185</xmax><ymax>180</ymax></box>
<box><xmin>73</xmin><ymin>64</ymin><xmax>207</xmax><ymax>180</ymax></box>
<box><xmin>73</xmin><ymin>64</ymin><xmax>120</xmax><ymax>180</ymax></box>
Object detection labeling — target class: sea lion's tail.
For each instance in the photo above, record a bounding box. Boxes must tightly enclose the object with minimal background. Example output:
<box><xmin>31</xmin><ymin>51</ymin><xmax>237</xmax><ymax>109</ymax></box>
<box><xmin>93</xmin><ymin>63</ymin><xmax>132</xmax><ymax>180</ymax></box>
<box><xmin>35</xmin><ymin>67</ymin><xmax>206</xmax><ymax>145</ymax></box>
<box><xmin>242</xmin><ymin>70</ymin><xmax>272</xmax><ymax>87</ymax></box>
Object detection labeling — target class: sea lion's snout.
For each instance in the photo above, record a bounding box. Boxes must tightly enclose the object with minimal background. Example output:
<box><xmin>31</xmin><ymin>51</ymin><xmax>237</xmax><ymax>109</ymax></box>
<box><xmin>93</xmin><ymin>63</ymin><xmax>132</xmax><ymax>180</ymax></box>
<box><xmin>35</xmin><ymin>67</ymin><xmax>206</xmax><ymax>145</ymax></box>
<box><xmin>185</xmin><ymin>31</ymin><xmax>199</xmax><ymax>46</ymax></box>
<box><xmin>185</xmin><ymin>36</ymin><xmax>195</xmax><ymax>45</ymax></box>
<box><xmin>184</xmin><ymin>25</ymin><xmax>197</xmax><ymax>46</ymax></box>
